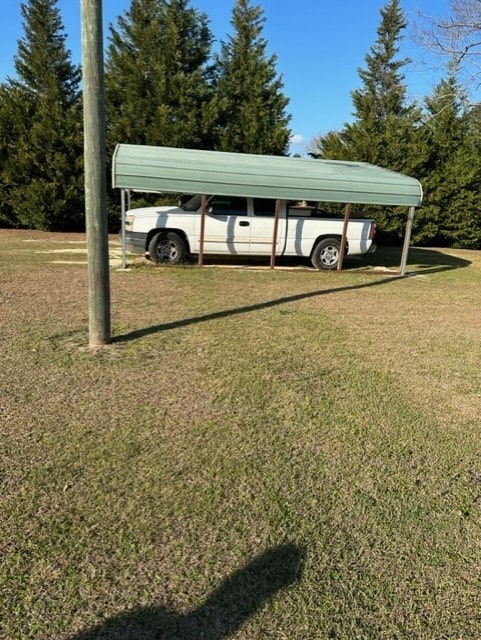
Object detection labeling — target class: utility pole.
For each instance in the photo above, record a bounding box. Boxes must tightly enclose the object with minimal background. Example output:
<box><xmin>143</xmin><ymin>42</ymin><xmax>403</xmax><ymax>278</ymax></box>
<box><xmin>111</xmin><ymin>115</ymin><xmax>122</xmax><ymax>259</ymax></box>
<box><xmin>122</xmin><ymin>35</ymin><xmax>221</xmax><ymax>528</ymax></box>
<box><xmin>81</xmin><ymin>0</ymin><xmax>111</xmax><ymax>347</ymax></box>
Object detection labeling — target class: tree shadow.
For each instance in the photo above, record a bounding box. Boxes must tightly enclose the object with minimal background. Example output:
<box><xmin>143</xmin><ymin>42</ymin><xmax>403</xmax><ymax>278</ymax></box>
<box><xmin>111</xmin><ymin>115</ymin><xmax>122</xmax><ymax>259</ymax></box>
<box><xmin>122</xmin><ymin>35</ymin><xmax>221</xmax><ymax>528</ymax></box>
<box><xmin>70</xmin><ymin>543</ymin><xmax>305</xmax><ymax>640</ymax></box>
<box><xmin>114</xmin><ymin>248</ymin><xmax>469</xmax><ymax>344</ymax></box>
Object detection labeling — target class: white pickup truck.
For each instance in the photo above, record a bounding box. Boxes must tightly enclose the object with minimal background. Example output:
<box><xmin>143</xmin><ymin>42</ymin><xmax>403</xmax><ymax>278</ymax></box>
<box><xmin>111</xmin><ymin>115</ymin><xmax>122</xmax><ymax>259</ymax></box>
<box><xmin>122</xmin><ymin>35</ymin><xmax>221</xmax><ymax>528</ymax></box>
<box><xmin>123</xmin><ymin>194</ymin><xmax>376</xmax><ymax>270</ymax></box>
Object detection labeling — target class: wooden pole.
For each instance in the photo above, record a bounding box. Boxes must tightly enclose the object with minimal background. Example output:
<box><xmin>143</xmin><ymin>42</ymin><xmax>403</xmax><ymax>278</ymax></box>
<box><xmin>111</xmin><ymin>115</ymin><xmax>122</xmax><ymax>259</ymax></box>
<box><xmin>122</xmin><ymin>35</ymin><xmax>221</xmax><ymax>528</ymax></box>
<box><xmin>270</xmin><ymin>199</ymin><xmax>281</xmax><ymax>269</ymax></box>
<box><xmin>81</xmin><ymin>0</ymin><xmax>110</xmax><ymax>346</ymax></box>
<box><xmin>337</xmin><ymin>203</ymin><xmax>351</xmax><ymax>271</ymax></box>
<box><xmin>198</xmin><ymin>194</ymin><xmax>207</xmax><ymax>267</ymax></box>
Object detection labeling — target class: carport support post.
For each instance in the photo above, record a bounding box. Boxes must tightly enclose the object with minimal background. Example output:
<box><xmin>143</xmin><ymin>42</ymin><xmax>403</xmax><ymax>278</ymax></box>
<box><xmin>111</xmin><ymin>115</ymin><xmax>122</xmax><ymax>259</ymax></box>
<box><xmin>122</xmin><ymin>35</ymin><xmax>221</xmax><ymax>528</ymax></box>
<box><xmin>400</xmin><ymin>206</ymin><xmax>416</xmax><ymax>276</ymax></box>
<box><xmin>81</xmin><ymin>0</ymin><xmax>110</xmax><ymax>347</ymax></box>
<box><xmin>270</xmin><ymin>199</ymin><xmax>281</xmax><ymax>269</ymax></box>
<box><xmin>120</xmin><ymin>189</ymin><xmax>127</xmax><ymax>269</ymax></box>
<box><xmin>337</xmin><ymin>203</ymin><xmax>351</xmax><ymax>272</ymax></box>
<box><xmin>198</xmin><ymin>194</ymin><xmax>207</xmax><ymax>267</ymax></box>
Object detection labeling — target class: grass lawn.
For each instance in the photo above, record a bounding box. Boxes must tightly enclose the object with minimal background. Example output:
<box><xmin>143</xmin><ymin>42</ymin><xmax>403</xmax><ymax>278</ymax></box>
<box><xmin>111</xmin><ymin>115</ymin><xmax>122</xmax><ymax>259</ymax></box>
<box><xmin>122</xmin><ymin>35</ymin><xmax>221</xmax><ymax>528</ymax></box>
<box><xmin>1</xmin><ymin>229</ymin><xmax>481</xmax><ymax>639</ymax></box>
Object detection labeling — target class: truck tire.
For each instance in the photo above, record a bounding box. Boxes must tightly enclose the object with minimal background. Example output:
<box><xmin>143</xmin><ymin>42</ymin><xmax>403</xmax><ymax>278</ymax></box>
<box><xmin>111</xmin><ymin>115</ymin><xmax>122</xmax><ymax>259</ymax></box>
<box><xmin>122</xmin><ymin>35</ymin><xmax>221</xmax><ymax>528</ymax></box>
<box><xmin>148</xmin><ymin>232</ymin><xmax>186</xmax><ymax>265</ymax></box>
<box><xmin>311</xmin><ymin>238</ymin><xmax>341</xmax><ymax>270</ymax></box>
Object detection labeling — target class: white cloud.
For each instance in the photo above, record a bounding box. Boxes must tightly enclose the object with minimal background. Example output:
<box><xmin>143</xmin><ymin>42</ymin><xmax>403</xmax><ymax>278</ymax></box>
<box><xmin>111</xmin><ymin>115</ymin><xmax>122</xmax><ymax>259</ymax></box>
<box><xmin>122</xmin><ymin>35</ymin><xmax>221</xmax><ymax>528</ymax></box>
<box><xmin>289</xmin><ymin>134</ymin><xmax>305</xmax><ymax>145</ymax></box>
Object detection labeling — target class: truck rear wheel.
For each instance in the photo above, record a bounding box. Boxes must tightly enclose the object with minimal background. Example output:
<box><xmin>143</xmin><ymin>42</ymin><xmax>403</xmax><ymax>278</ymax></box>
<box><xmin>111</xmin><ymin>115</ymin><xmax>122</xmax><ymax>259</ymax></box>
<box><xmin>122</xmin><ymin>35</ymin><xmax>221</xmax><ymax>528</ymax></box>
<box><xmin>148</xmin><ymin>232</ymin><xmax>186</xmax><ymax>264</ymax></box>
<box><xmin>311</xmin><ymin>238</ymin><xmax>341</xmax><ymax>270</ymax></box>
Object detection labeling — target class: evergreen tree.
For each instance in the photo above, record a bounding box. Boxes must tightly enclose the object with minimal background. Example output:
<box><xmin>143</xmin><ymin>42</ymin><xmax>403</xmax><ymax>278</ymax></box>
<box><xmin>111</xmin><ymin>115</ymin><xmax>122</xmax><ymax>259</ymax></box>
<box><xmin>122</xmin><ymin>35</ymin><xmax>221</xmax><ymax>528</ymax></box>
<box><xmin>347</xmin><ymin>0</ymin><xmax>417</xmax><ymax>168</ymax></box>
<box><xmin>434</xmin><ymin>93</ymin><xmax>481</xmax><ymax>248</ymax></box>
<box><xmin>315</xmin><ymin>0</ymin><xmax>418</xmax><ymax>167</ymax></box>
<box><xmin>0</xmin><ymin>0</ymin><xmax>83</xmax><ymax>230</ymax></box>
<box><xmin>105</xmin><ymin>0</ymin><xmax>213</xmax><ymax>151</ymax></box>
<box><xmin>311</xmin><ymin>0</ymin><xmax>421</xmax><ymax>237</ymax></box>
<box><xmin>413</xmin><ymin>74</ymin><xmax>467</xmax><ymax>245</ymax></box>
<box><xmin>0</xmin><ymin>85</ymin><xmax>25</xmax><ymax>225</ymax></box>
<box><xmin>442</xmin><ymin>128</ymin><xmax>481</xmax><ymax>249</ymax></box>
<box><xmin>211</xmin><ymin>0</ymin><xmax>291</xmax><ymax>155</ymax></box>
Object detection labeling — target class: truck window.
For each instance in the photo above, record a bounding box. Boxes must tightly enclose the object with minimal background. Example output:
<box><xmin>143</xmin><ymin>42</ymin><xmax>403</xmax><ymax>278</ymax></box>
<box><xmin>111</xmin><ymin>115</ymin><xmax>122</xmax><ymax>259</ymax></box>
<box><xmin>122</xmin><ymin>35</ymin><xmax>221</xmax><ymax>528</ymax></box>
<box><xmin>288</xmin><ymin>201</ymin><xmax>317</xmax><ymax>217</ymax></box>
<box><xmin>209</xmin><ymin>196</ymin><xmax>247</xmax><ymax>216</ymax></box>
<box><xmin>182</xmin><ymin>194</ymin><xmax>203</xmax><ymax>211</ymax></box>
<box><xmin>253</xmin><ymin>198</ymin><xmax>277</xmax><ymax>217</ymax></box>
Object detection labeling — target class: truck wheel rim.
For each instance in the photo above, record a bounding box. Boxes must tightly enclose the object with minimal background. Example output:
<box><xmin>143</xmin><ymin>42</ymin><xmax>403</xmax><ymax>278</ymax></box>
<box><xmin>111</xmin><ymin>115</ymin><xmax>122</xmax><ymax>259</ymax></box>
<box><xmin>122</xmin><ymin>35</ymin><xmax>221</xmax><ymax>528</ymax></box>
<box><xmin>158</xmin><ymin>239</ymin><xmax>178</xmax><ymax>261</ymax></box>
<box><xmin>320</xmin><ymin>245</ymin><xmax>339</xmax><ymax>266</ymax></box>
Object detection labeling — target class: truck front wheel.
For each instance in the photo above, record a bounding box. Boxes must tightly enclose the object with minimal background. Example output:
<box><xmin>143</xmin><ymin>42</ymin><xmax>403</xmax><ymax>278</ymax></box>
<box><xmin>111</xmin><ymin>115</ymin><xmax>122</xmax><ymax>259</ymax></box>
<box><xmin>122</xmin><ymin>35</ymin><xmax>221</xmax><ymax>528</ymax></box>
<box><xmin>311</xmin><ymin>238</ymin><xmax>341</xmax><ymax>270</ymax></box>
<box><xmin>148</xmin><ymin>232</ymin><xmax>187</xmax><ymax>265</ymax></box>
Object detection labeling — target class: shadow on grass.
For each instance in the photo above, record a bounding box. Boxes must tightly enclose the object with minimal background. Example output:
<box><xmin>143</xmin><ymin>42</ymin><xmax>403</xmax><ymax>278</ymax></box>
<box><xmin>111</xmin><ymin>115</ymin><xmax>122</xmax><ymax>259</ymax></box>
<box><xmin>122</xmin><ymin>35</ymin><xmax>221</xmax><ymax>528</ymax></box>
<box><xmin>114</xmin><ymin>248</ymin><xmax>469</xmax><ymax>345</ymax></box>
<box><xmin>364</xmin><ymin>245</ymin><xmax>471</xmax><ymax>271</ymax></box>
<box><xmin>70</xmin><ymin>543</ymin><xmax>304</xmax><ymax>640</ymax></box>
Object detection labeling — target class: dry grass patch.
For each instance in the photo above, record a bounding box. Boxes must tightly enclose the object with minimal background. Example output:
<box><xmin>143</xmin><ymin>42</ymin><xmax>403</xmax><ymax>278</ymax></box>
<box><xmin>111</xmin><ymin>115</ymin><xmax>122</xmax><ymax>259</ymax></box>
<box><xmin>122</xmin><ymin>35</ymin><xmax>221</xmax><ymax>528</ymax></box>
<box><xmin>1</xmin><ymin>232</ymin><xmax>481</xmax><ymax>639</ymax></box>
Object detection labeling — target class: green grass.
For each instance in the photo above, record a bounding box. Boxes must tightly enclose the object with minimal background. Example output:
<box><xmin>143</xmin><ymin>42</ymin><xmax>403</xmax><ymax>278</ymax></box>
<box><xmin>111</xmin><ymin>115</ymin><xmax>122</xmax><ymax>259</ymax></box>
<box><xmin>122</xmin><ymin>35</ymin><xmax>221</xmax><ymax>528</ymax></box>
<box><xmin>1</xmin><ymin>230</ymin><xmax>481</xmax><ymax>639</ymax></box>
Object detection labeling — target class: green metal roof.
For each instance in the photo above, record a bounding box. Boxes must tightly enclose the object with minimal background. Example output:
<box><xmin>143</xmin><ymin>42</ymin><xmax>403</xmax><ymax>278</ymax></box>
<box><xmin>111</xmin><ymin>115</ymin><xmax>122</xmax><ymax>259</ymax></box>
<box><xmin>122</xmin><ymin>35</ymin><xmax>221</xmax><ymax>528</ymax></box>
<box><xmin>112</xmin><ymin>144</ymin><xmax>423</xmax><ymax>208</ymax></box>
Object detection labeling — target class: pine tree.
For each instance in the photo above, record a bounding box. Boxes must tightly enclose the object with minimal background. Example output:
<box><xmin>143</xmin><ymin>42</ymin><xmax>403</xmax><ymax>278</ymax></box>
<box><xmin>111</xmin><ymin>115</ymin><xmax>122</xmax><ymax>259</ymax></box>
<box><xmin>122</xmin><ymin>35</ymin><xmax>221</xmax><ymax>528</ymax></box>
<box><xmin>212</xmin><ymin>0</ymin><xmax>291</xmax><ymax>155</ymax></box>
<box><xmin>316</xmin><ymin>0</ymin><xmax>418</xmax><ymax>166</ymax></box>
<box><xmin>311</xmin><ymin>0</ymin><xmax>421</xmax><ymax>237</ymax></box>
<box><xmin>105</xmin><ymin>0</ymin><xmax>213</xmax><ymax>151</ymax></box>
<box><xmin>413</xmin><ymin>74</ymin><xmax>467</xmax><ymax>245</ymax></box>
<box><xmin>0</xmin><ymin>0</ymin><xmax>83</xmax><ymax>230</ymax></box>
<box><xmin>427</xmin><ymin>84</ymin><xmax>481</xmax><ymax>249</ymax></box>
<box><xmin>347</xmin><ymin>0</ymin><xmax>417</xmax><ymax>167</ymax></box>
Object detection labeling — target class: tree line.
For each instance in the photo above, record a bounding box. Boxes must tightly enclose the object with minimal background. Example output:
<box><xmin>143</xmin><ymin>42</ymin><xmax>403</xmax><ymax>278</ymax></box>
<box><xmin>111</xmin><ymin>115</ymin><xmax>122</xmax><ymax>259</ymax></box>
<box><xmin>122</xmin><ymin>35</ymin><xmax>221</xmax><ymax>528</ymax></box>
<box><xmin>0</xmin><ymin>0</ymin><xmax>480</xmax><ymax>248</ymax></box>
<box><xmin>0</xmin><ymin>0</ymin><xmax>290</xmax><ymax>231</ymax></box>
<box><xmin>309</xmin><ymin>0</ymin><xmax>481</xmax><ymax>249</ymax></box>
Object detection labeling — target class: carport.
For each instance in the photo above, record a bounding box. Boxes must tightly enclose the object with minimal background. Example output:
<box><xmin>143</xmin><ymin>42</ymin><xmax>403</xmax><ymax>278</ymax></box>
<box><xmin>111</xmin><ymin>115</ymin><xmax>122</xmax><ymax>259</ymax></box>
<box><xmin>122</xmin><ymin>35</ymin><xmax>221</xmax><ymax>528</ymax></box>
<box><xmin>112</xmin><ymin>144</ymin><xmax>423</xmax><ymax>274</ymax></box>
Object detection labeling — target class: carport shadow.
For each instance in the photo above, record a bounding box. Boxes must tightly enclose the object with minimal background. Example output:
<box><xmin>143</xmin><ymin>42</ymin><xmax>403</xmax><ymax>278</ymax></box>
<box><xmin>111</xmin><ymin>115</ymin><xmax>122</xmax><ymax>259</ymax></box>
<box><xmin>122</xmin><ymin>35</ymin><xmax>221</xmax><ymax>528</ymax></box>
<box><xmin>114</xmin><ymin>249</ymin><xmax>469</xmax><ymax>344</ymax></box>
<box><xmin>364</xmin><ymin>245</ymin><xmax>471</xmax><ymax>271</ymax></box>
<box><xmin>70</xmin><ymin>543</ymin><xmax>304</xmax><ymax>640</ymax></box>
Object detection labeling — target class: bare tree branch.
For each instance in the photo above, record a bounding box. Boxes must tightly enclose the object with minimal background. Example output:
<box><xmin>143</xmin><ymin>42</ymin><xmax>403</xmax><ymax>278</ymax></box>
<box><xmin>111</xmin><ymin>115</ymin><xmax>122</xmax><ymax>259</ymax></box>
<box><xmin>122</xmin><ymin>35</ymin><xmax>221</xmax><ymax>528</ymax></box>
<box><xmin>413</xmin><ymin>0</ymin><xmax>481</xmax><ymax>104</ymax></box>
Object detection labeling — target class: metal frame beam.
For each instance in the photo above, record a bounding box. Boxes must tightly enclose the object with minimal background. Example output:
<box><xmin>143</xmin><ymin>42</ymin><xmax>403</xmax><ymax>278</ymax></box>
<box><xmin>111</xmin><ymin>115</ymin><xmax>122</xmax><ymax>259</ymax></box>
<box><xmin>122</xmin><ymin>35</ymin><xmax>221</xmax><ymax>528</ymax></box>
<box><xmin>400</xmin><ymin>206</ymin><xmax>416</xmax><ymax>276</ymax></box>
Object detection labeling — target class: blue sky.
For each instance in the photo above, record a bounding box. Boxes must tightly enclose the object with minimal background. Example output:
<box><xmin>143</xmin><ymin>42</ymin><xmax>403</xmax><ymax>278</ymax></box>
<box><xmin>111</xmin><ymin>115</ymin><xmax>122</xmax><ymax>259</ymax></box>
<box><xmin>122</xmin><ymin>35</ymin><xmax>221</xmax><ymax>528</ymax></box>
<box><xmin>1</xmin><ymin>0</ymin><xmax>451</xmax><ymax>154</ymax></box>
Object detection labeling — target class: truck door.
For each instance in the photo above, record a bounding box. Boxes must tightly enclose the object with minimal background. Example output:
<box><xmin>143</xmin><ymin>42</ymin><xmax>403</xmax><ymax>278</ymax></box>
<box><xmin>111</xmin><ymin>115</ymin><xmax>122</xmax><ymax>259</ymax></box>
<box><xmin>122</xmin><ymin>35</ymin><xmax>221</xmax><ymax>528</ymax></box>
<box><xmin>199</xmin><ymin>196</ymin><xmax>250</xmax><ymax>254</ymax></box>
<box><xmin>248</xmin><ymin>198</ymin><xmax>287</xmax><ymax>255</ymax></box>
